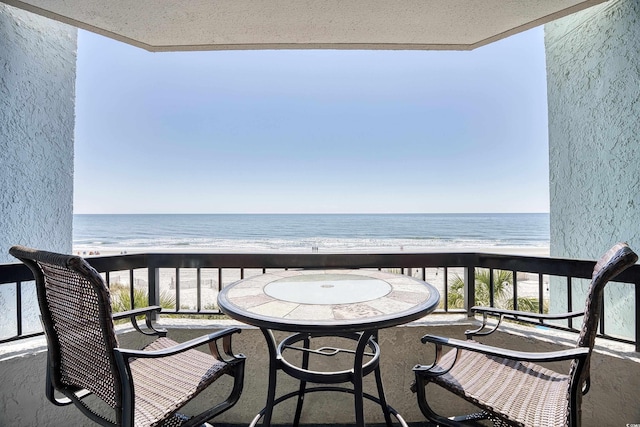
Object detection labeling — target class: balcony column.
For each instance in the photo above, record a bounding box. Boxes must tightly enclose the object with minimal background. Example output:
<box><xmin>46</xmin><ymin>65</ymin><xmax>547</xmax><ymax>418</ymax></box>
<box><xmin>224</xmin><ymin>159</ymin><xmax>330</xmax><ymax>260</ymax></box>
<box><xmin>545</xmin><ymin>0</ymin><xmax>640</xmax><ymax>260</ymax></box>
<box><xmin>544</xmin><ymin>0</ymin><xmax>640</xmax><ymax>343</ymax></box>
<box><xmin>0</xmin><ymin>3</ymin><xmax>77</xmax><ymax>263</ymax></box>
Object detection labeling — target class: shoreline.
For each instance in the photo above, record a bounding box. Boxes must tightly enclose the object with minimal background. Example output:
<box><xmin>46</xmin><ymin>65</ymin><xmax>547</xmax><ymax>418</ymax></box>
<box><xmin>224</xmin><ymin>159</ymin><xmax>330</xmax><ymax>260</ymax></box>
<box><xmin>73</xmin><ymin>245</ymin><xmax>550</xmax><ymax>258</ymax></box>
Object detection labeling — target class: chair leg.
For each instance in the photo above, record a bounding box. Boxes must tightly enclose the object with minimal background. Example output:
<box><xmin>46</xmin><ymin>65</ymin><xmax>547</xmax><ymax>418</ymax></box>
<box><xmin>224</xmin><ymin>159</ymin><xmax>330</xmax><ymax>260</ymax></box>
<box><xmin>184</xmin><ymin>358</ymin><xmax>246</xmax><ymax>427</ymax></box>
<box><xmin>413</xmin><ymin>373</ymin><xmax>490</xmax><ymax>427</ymax></box>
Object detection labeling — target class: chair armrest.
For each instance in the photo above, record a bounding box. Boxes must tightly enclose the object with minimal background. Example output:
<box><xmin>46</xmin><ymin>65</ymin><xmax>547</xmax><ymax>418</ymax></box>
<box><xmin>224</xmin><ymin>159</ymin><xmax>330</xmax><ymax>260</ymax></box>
<box><xmin>471</xmin><ymin>306</ymin><xmax>584</xmax><ymax>321</ymax></box>
<box><xmin>112</xmin><ymin>305</ymin><xmax>167</xmax><ymax>337</ymax></box>
<box><xmin>465</xmin><ymin>306</ymin><xmax>584</xmax><ymax>339</ymax></box>
<box><xmin>420</xmin><ymin>334</ymin><xmax>589</xmax><ymax>363</ymax></box>
<box><xmin>112</xmin><ymin>305</ymin><xmax>162</xmax><ymax>321</ymax></box>
<box><xmin>115</xmin><ymin>327</ymin><xmax>243</xmax><ymax>362</ymax></box>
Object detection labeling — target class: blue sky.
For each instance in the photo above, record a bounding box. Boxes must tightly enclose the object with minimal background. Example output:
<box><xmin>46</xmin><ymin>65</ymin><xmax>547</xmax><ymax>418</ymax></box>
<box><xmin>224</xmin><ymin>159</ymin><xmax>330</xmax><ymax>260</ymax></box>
<box><xmin>74</xmin><ymin>27</ymin><xmax>549</xmax><ymax>214</ymax></box>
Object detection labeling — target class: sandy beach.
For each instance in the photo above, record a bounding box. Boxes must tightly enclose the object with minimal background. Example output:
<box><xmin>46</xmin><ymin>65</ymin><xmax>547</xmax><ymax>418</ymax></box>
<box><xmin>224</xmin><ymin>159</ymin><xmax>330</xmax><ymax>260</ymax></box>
<box><xmin>76</xmin><ymin>245</ymin><xmax>551</xmax><ymax>311</ymax></box>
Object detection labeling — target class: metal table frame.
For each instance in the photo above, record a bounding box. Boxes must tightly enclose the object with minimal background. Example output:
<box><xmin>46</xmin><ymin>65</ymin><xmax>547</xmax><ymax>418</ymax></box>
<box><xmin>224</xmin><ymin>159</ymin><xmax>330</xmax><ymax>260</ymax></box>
<box><xmin>217</xmin><ymin>269</ymin><xmax>440</xmax><ymax>427</ymax></box>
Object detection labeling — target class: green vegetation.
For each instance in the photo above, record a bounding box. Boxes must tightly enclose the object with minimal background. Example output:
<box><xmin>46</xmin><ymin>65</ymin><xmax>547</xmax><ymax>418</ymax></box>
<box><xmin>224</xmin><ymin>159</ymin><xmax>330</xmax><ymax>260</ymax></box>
<box><xmin>447</xmin><ymin>269</ymin><xmax>547</xmax><ymax>312</ymax></box>
<box><xmin>110</xmin><ymin>283</ymin><xmax>176</xmax><ymax>313</ymax></box>
<box><xmin>110</xmin><ymin>283</ymin><xmax>227</xmax><ymax>320</ymax></box>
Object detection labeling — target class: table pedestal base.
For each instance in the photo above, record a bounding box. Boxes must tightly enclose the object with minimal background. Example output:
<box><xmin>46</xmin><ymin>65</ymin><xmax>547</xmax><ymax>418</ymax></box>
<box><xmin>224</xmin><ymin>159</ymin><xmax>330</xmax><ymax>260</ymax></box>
<box><xmin>251</xmin><ymin>329</ymin><xmax>409</xmax><ymax>427</ymax></box>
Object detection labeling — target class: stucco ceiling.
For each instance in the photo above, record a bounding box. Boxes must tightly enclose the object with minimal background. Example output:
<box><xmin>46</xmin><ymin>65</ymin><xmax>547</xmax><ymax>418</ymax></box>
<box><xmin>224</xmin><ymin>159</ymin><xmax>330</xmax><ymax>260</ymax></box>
<box><xmin>2</xmin><ymin>0</ymin><xmax>608</xmax><ymax>52</ymax></box>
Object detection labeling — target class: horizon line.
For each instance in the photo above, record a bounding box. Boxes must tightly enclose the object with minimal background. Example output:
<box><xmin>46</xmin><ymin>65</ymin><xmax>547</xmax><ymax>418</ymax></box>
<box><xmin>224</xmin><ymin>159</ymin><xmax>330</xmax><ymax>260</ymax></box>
<box><xmin>73</xmin><ymin>212</ymin><xmax>551</xmax><ymax>215</ymax></box>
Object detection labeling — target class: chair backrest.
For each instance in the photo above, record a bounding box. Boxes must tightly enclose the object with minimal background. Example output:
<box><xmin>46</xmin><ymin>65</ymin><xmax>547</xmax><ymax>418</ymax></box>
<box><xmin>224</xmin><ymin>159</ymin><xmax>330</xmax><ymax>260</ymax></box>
<box><xmin>9</xmin><ymin>246</ymin><xmax>122</xmax><ymax>410</ymax></box>
<box><xmin>570</xmin><ymin>242</ymin><xmax>637</xmax><ymax>384</ymax></box>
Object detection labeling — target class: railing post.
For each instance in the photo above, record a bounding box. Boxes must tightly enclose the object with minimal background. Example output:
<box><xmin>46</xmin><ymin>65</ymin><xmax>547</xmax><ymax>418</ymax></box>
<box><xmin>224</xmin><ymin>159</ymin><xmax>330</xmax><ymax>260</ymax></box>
<box><xmin>465</xmin><ymin>264</ymin><xmax>476</xmax><ymax>316</ymax></box>
<box><xmin>147</xmin><ymin>256</ymin><xmax>160</xmax><ymax>320</ymax></box>
<box><xmin>636</xmin><ymin>281</ymin><xmax>640</xmax><ymax>353</ymax></box>
<box><xmin>196</xmin><ymin>268</ymin><xmax>202</xmax><ymax>312</ymax></box>
<box><xmin>16</xmin><ymin>281</ymin><xmax>22</xmax><ymax>337</ymax></box>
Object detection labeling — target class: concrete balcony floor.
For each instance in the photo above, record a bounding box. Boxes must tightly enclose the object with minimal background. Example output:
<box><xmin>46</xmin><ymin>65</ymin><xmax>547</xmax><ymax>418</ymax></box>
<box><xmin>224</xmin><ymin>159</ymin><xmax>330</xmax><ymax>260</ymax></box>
<box><xmin>1</xmin><ymin>314</ymin><xmax>638</xmax><ymax>426</ymax></box>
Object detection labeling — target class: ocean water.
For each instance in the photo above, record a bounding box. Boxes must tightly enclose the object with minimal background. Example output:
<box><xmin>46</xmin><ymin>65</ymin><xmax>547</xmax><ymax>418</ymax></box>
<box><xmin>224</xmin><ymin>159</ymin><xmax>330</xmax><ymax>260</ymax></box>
<box><xmin>1</xmin><ymin>213</ymin><xmax>550</xmax><ymax>339</ymax></box>
<box><xmin>73</xmin><ymin>213</ymin><xmax>550</xmax><ymax>253</ymax></box>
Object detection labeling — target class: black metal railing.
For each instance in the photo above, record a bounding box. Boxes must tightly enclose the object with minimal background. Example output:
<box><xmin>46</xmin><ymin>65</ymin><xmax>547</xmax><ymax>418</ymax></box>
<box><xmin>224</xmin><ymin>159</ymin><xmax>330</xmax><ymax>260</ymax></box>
<box><xmin>1</xmin><ymin>252</ymin><xmax>639</xmax><ymax>351</ymax></box>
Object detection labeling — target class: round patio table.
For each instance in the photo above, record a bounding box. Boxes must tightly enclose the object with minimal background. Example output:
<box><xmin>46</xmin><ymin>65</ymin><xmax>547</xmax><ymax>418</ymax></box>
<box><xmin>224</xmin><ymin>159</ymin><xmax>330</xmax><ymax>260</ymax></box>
<box><xmin>217</xmin><ymin>269</ymin><xmax>440</xmax><ymax>427</ymax></box>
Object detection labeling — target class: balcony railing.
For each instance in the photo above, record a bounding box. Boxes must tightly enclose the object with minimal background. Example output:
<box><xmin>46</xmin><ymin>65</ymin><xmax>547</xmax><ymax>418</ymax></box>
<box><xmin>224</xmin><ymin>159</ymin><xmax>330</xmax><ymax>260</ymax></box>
<box><xmin>2</xmin><ymin>252</ymin><xmax>639</xmax><ymax>351</ymax></box>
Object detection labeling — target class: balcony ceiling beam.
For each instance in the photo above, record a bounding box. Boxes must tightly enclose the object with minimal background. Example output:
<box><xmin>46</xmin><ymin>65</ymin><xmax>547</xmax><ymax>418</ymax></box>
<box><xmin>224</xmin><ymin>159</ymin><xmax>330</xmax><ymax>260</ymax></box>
<box><xmin>2</xmin><ymin>0</ymin><xmax>608</xmax><ymax>52</ymax></box>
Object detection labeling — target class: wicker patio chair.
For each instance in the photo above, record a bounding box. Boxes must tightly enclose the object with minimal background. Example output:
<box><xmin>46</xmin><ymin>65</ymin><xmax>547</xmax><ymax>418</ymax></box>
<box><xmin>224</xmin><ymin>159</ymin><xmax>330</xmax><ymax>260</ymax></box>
<box><xmin>411</xmin><ymin>242</ymin><xmax>637</xmax><ymax>427</ymax></box>
<box><xmin>10</xmin><ymin>245</ymin><xmax>245</xmax><ymax>427</ymax></box>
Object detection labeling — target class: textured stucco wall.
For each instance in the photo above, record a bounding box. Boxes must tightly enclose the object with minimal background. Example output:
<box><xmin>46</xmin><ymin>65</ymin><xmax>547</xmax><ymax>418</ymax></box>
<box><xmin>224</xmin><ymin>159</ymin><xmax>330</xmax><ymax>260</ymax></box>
<box><xmin>0</xmin><ymin>322</ymin><xmax>638</xmax><ymax>426</ymax></box>
<box><xmin>545</xmin><ymin>0</ymin><xmax>640</xmax><ymax>335</ymax></box>
<box><xmin>546</xmin><ymin>0</ymin><xmax>640</xmax><ymax>258</ymax></box>
<box><xmin>0</xmin><ymin>3</ymin><xmax>77</xmax><ymax>263</ymax></box>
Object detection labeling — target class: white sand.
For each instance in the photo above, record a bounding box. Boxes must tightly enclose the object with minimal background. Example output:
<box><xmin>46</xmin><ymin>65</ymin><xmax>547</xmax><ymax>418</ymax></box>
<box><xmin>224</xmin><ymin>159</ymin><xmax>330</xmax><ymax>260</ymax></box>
<box><xmin>81</xmin><ymin>245</ymin><xmax>550</xmax><ymax>311</ymax></box>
